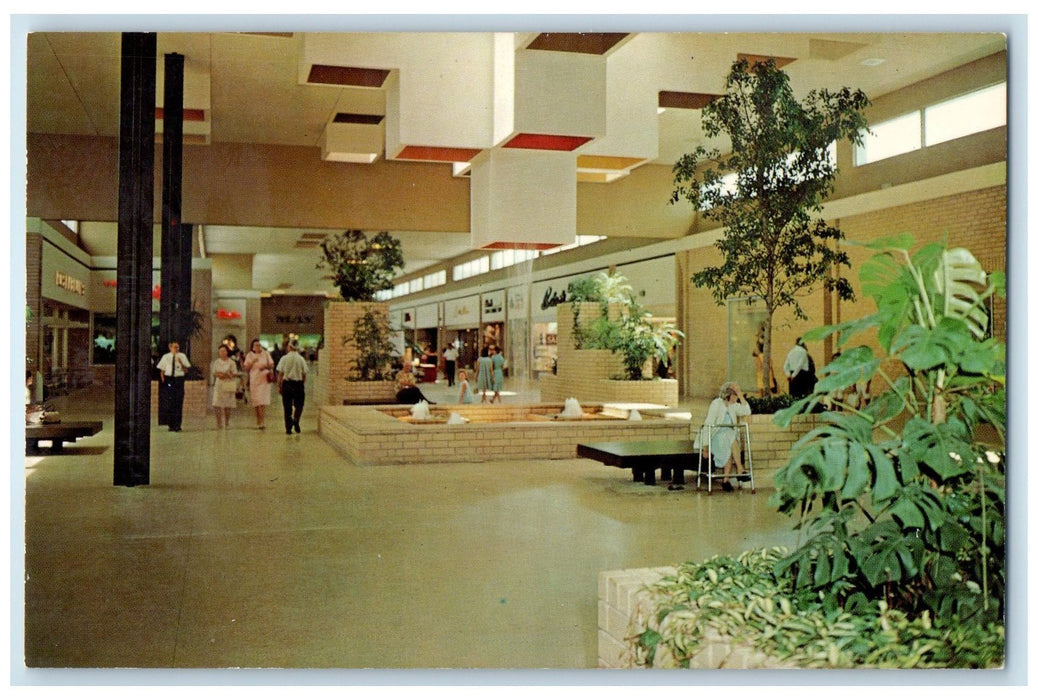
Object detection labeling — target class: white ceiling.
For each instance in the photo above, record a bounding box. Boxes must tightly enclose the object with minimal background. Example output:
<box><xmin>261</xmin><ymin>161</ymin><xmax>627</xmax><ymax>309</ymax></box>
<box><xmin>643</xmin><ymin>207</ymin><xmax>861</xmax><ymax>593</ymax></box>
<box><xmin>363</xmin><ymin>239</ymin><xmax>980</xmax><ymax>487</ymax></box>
<box><xmin>25</xmin><ymin>30</ymin><xmax>1007</xmax><ymax>296</ymax></box>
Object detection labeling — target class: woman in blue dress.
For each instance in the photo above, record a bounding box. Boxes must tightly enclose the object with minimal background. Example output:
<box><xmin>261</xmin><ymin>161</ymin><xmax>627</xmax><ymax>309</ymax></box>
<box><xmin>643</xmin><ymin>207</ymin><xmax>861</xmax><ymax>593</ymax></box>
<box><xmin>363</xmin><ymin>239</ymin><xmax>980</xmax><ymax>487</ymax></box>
<box><xmin>490</xmin><ymin>345</ymin><xmax>505</xmax><ymax>403</ymax></box>
<box><xmin>475</xmin><ymin>346</ymin><xmax>494</xmax><ymax>403</ymax></box>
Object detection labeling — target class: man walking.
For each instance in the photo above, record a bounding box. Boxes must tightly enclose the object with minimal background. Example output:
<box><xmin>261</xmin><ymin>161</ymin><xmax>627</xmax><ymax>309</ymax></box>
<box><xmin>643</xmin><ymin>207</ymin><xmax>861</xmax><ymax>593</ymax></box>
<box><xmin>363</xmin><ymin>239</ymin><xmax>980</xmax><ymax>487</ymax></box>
<box><xmin>276</xmin><ymin>338</ymin><xmax>309</xmax><ymax>434</ymax></box>
<box><xmin>156</xmin><ymin>340</ymin><xmax>191</xmax><ymax>431</ymax></box>
<box><xmin>443</xmin><ymin>344</ymin><xmax>458</xmax><ymax>387</ymax></box>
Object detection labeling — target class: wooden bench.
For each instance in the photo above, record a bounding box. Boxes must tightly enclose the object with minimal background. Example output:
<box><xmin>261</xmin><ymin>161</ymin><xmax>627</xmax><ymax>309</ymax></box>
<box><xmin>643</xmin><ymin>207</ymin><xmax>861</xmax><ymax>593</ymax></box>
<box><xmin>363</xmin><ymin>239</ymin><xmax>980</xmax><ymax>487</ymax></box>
<box><xmin>577</xmin><ymin>440</ymin><xmax>697</xmax><ymax>486</ymax></box>
<box><xmin>26</xmin><ymin>421</ymin><xmax>103</xmax><ymax>454</ymax></box>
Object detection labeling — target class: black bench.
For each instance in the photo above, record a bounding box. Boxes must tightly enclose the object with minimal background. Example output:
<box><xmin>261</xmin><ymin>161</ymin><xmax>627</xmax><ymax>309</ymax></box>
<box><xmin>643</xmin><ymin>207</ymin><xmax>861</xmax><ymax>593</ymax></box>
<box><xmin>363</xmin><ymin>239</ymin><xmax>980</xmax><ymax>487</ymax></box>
<box><xmin>26</xmin><ymin>421</ymin><xmax>103</xmax><ymax>454</ymax></box>
<box><xmin>577</xmin><ymin>440</ymin><xmax>699</xmax><ymax>486</ymax></box>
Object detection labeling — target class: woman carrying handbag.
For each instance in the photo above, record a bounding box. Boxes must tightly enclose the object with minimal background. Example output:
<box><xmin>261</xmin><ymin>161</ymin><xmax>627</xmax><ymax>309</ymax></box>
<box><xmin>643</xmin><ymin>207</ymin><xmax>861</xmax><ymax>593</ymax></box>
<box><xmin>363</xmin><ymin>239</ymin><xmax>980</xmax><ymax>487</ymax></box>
<box><xmin>243</xmin><ymin>338</ymin><xmax>276</xmax><ymax>429</ymax></box>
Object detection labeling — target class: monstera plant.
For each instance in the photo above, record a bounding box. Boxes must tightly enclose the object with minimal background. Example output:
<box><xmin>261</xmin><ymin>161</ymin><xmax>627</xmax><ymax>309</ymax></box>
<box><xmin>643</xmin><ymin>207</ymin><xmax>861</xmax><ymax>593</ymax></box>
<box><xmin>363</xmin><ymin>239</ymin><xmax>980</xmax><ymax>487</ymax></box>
<box><xmin>631</xmin><ymin>236</ymin><xmax>1006</xmax><ymax>669</ymax></box>
<box><xmin>771</xmin><ymin>234</ymin><xmax>1006</xmax><ymax>627</ymax></box>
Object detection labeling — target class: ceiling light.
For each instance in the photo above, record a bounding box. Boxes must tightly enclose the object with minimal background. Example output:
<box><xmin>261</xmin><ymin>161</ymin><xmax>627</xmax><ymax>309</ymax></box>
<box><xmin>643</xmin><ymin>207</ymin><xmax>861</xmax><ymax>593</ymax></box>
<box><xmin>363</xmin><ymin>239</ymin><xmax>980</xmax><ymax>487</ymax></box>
<box><xmin>860</xmin><ymin>57</ymin><xmax>886</xmax><ymax>67</ymax></box>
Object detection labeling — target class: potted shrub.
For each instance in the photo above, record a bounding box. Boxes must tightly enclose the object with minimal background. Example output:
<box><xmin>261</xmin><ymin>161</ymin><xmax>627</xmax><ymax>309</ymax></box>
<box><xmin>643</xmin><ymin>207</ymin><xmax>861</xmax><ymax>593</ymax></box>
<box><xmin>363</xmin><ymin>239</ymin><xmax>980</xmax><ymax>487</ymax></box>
<box><xmin>579</xmin><ymin>271</ymin><xmax>684</xmax><ymax>380</ymax></box>
<box><xmin>542</xmin><ymin>271</ymin><xmax>682</xmax><ymax>405</ymax></box>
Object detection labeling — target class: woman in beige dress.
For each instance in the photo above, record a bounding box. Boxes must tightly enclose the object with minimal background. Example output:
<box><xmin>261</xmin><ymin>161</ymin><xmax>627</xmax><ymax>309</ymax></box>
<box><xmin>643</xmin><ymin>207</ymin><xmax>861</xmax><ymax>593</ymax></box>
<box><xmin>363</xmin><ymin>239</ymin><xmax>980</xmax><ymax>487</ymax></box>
<box><xmin>242</xmin><ymin>338</ymin><xmax>275</xmax><ymax>429</ymax></box>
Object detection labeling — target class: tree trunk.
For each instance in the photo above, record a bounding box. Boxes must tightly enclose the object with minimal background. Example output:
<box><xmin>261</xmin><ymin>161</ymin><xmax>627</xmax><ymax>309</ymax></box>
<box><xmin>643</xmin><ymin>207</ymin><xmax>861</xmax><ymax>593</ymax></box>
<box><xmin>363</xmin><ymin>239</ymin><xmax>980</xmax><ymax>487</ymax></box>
<box><xmin>763</xmin><ymin>311</ymin><xmax>776</xmax><ymax>396</ymax></box>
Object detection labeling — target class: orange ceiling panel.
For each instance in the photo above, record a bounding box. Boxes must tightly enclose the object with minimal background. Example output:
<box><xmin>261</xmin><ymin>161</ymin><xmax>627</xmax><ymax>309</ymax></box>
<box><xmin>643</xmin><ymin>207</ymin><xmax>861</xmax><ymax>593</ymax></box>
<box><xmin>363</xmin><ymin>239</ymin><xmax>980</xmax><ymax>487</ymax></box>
<box><xmin>504</xmin><ymin>133</ymin><xmax>593</xmax><ymax>151</ymax></box>
<box><xmin>396</xmin><ymin>145</ymin><xmax>483</xmax><ymax>162</ymax></box>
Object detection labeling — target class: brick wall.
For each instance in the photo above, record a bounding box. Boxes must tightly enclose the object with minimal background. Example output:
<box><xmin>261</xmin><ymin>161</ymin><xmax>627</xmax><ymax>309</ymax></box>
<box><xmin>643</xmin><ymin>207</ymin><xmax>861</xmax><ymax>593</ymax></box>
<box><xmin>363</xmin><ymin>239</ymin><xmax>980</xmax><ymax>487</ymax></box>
<box><xmin>320</xmin><ymin>403</ymin><xmax>692</xmax><ymax>465</ymax></box>
<box><xmin>677</xmin><ymin>185</ymin><xmax>1007</xmax><ymax>399</ymax></box>
<box><xmin>26</xmin><ymin>232</ymin><xmax>43</xmax><ymax>373</ymax></box>
<box><xmin>149</xmin><ymin>380</ymin><xmax>210</xmax><ymax>419</ymax></box>
<box><xmin>598</xmin><ymin>566</ymin><xmax>796</xmax><ymax>669</ymax></box>
<box><xmin>320</xmin><ymin>301</ymin><xmax>390</xmax><ymax>408</ymax></box>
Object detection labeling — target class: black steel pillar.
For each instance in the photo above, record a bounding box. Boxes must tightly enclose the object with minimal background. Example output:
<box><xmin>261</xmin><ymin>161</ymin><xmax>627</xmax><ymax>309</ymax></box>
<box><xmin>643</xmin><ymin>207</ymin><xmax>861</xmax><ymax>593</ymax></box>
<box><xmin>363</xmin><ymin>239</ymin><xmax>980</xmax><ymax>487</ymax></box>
<box><xmin>159</xmin><ymin>52</ymin><xmax>191</xmax><ymax>354</ymax></box>
<box><xmin>113</xmin><ymin>32</ymin><xmax>157</xmax><ymax>487</ymax></box>
<box><xmin>157</xmin><ymin>52</ymin><xmax>191</xmax><ymax>427</ymax></box>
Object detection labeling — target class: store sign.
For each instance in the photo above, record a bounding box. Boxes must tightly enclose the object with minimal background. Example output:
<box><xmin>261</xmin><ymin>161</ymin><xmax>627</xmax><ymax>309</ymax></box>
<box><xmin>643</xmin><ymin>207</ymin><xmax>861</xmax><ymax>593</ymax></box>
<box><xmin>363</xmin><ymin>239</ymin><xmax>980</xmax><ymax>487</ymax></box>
<box><xmin>540</xmin><ymin>285</ymin><xmax>569</xmax><ymax>310</ymax></box>
<box><xmin>275</xmin><ymin>314</ymin><xmax>314</xmax><ymax>325</ymax></box>
<box><xmin>445</xmin><ymin>296</ymin><xmax>479</xmax><ymax>327</ymax></box>
<box><xmin>482</xmin><ymin>291</ymin><xmax>505</xmax><ymax>322</ymax></box>
<box><xmin>54</xmin><ymin>271</ymin><xmax>86</xmax><ymax>295</ymax></box>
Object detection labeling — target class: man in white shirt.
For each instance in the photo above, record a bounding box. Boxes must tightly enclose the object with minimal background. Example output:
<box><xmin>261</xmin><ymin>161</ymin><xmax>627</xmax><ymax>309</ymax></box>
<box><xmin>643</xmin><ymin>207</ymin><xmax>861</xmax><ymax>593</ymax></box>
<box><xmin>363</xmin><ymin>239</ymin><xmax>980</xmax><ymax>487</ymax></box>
<box><xmin>783</xmin><ymin>338</ymin><xmax>811</xmax><ymax>398</ymax></box>
<box><xmin>443</xmin><ymin>344</ymin><xmax>458</xmax><ymax>386</ymax></box>
<box><xmin>276</xmin><ymin>339</ymin><xmax>309</xmax><ymax>435</ymax></box>
<box><xmin>156</xmin><ymin>341</ymin><xmax>192</xmax><ymax>431</ymax></box>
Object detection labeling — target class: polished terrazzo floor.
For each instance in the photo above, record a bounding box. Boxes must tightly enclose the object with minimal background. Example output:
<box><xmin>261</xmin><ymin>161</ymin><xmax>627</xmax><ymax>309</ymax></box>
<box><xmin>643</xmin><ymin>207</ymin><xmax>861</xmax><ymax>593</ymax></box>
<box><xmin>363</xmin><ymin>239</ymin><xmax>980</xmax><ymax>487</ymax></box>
<box><xmin>20</xmin><ymin>369</ymin><xmax>800</xmax><ymax>671</ymax></box>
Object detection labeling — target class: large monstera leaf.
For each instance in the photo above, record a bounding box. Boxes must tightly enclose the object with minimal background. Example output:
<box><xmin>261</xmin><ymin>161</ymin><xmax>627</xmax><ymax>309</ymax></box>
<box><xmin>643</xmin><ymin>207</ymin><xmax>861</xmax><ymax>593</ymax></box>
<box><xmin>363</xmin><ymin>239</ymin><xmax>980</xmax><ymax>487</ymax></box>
<box><xmin>932</xmin><ymin>247</ymin><xmax>997</xmax><ymax>340</ymax></box>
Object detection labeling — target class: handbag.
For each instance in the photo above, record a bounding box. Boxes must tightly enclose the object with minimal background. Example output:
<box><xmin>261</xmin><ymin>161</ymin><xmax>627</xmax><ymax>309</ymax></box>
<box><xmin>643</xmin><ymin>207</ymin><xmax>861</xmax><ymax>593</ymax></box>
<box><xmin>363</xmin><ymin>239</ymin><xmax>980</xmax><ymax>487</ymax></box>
<box><xmin>216</xmin><ymin>377</ymin><xmax>237</xmax><ymax>394</ymax></box>
<box><xmin>266</xmin><ymin>369</ymin><xmax>276</xmax><ymax>383</ymax></box>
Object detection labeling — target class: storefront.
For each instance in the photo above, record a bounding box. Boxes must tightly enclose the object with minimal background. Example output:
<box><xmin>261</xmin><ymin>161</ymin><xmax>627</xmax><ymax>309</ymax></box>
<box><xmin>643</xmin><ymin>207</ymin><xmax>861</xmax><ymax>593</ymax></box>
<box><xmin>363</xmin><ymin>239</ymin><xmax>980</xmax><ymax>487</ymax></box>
<box><xmin>414</xmin><ymin>302</ymin><xmax>441</xmax><ymax>382</ymax></box>
<box><xmin>260</xmin><ymin>294</ymin><xmax>325</xmax><ymax>358</ymax></box>
<box><xmin>443</xmin><ymin>295</ymin><xmax>480</xmax><ymax>371</ymax></box>
<box><xmin>480</xmin><ymin>289</ymin><xmax>506</xmax><ymax>361</ymax></box>
<box><xmin>27</xmin><ymin>223</ymin><xmax>94</xmax><ymax>399</ymax></box>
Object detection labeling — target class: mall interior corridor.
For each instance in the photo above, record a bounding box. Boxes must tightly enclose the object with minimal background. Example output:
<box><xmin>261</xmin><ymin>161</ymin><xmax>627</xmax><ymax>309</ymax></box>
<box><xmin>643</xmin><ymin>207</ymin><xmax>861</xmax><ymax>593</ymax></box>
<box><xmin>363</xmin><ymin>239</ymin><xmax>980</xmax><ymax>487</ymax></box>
<box><xmin>21</xmin><ymin>373</ymin><xmax>799</xmax><ymax>671</ymax></box>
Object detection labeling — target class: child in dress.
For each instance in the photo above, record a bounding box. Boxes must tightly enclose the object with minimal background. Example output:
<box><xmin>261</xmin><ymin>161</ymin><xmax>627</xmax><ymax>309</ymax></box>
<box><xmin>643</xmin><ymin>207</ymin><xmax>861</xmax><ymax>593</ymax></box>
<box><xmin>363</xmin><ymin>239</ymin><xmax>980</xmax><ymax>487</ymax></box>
<box><xmin>457</xmin><ymin>369</ymin><xmax>475</xmax><ymax>404</ymax></box>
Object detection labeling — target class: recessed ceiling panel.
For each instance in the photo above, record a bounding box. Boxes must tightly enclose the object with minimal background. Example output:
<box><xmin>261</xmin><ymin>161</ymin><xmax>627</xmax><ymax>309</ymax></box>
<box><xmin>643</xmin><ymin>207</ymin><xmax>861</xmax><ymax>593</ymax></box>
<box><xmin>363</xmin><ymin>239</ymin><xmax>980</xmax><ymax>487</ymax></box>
<box><xmin>306</xmin><ymin>64</ymin><xmax>391</xmax><ymax>88</ymax></box>
<box><xmin>527</xmin><ymin>33</ymin><xmax>629</xmax><ymax>55</ymax></box>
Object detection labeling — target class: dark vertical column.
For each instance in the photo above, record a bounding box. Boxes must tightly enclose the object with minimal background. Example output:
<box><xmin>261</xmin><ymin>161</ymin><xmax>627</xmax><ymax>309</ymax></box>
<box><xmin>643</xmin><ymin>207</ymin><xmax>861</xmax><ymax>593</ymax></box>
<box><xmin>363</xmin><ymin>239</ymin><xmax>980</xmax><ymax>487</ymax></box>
<box><xmin>114</xmin><ymin>32</ymin><xmax>157</xmax><ymax>487</ymax></box>
<box><xmin>159</xmin><ymin>53</ymin><xmax>190</xmax><ymax>353</ymax></box>
<box><xmin>158</xmin><ymin>52</ymin><xmax>189</xmax><ymax>426</ymax></box>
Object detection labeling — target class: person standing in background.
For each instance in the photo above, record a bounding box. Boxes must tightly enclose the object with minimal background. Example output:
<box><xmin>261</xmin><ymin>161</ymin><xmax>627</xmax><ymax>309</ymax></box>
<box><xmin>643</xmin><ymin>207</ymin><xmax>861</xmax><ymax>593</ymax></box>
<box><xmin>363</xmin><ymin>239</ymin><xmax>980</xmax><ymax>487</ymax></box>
<box><xmin>156</xmin><ymin>341</ymin><xmax>191</xmax><ymax>432</ymax></box>
<box><xmin>475</xmin><ymin>346</ymin><xmax>493</xmax><ymax>404</ymax></box>
<box><xmin>490</xmin><ymin>344</ymin><xmax>505</xmax><ymax>404</ymax></box>
<box><xmin>276</xmin><ymin>339</ymin><xmax>309</xmax><ymax>435</ymax></box>
<box><xmin>783</xmin><ymin>337</ymin><xmax>811</xmax><ymax>398</ymax></box>
<box><xmin>443</xmin><ymin>344</ymin><xmax>458</xmax><ymax>387</ymax></box>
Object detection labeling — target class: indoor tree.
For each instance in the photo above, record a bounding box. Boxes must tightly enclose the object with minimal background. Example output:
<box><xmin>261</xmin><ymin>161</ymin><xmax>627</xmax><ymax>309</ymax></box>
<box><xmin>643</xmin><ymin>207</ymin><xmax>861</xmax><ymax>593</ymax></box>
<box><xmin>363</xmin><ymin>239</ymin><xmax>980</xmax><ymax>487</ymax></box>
<box><xmin>671</xmin><ymin>57</ymin><xmax>870</xmax><ymax>393</ymax></box>
<box><xmin>317</xmin><ymin>229</ymin><xmax>405</xmax><ymax>301</ymax></box>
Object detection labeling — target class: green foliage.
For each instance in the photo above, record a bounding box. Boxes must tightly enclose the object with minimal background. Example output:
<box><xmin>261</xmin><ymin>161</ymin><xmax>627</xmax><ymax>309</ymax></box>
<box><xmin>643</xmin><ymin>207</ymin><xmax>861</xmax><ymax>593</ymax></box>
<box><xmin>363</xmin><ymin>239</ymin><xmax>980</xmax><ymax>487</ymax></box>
<box><xmin>565</xmin><ymin>276</ymin><xmax>603</xmax><ymax>348</ymax></box>
<box><xmin>746</xmin><ymin>393</ymin><xmax>796</xmax><ymax>414</ymax></box>
<box><xmin>568</xmin><ymin>271</ymin><xmax>684</xmax><ymax>379</ymax></box>
<box><xmin>770</xmin><ymin>236</ymin><xmax>1006</xmax><ymax>627</ymax></box>
<box><xmin>672</xmin><ymin>57</ymin><xmax>870</xmax><ymax>394</ymax></box>
<box><xmin>630</xmin><ymin>547</ymin><xmax>1004</xmax><ymax>669</ymax></box>
<box><xmin>317</xmin><ymin>230</ymin><xmax>405</xmax><ymax>301</ymax></box>
<box><xmin>345</xmin><ymin>309</ymin><xmax>396</xmax><ymax>381</ymax></box>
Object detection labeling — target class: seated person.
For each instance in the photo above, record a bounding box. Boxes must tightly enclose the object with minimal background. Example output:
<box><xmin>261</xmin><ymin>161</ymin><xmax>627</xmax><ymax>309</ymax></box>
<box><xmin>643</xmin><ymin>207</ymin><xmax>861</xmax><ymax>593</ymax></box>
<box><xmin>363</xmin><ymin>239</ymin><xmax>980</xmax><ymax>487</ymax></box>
<box><xmin>395</xmin><ymin>370</ymin><xmax>434</xmax><ymax>405</ymax></box>
<box><xmin>693</xmin><ymin>381</ymin><xmax>752</xmax><ymax>492</ymax></box>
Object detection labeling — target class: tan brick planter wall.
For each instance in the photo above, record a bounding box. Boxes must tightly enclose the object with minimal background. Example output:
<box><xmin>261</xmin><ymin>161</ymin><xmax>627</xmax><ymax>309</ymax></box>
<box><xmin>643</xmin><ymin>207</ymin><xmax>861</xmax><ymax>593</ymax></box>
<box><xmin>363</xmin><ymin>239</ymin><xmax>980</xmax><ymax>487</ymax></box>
<box><xmin>320</xmin><ymin>300</ymin><xmax>391</xmax><ymax>408</ymax></box>
<box><xmin>737</xmin><ymin>413</ymin><xmax>820</xmax><ymax>487</ymax></box>
<box><xmin>341</xmin><ymin>380</ymin><xmax>397</xmax><ymax>404</ymax></box>
<box><xmin>149</xmin><ymin>380</ymin><xmax>209</xmax><ymax>419</ymax></box>
<box><xmin>319</xmin><ymin>403</ymin><xmax>692</xmax><ymax>465</ymax></box>
<box><xmin>598</xmin><ymin>567</ymin><xmax>796</xmax><ymax>669</ymax></box>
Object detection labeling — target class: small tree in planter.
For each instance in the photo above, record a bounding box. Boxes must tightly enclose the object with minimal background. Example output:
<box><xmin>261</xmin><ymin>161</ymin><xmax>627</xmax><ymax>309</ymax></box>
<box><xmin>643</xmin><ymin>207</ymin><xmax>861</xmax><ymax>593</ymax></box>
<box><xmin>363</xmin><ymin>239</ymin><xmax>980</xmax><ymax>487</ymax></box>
<box><xmin>317</xmin><ymin>229</ymin><xmax>404</xmax><ymax>301</ymax></box>
<box><xmin>671</xmin><ymin>57</ymin><xmax>870</xmax><ymax>395</ymax></box>
<box><xmin>346</xmin><ymin>309</ymin><xmax>396</xmax><ymax>381</ymax></box>
<box><xmin>317</xmin><ymin>230</ymin><xmax>405</xmax><ymax>405</ymax></box>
